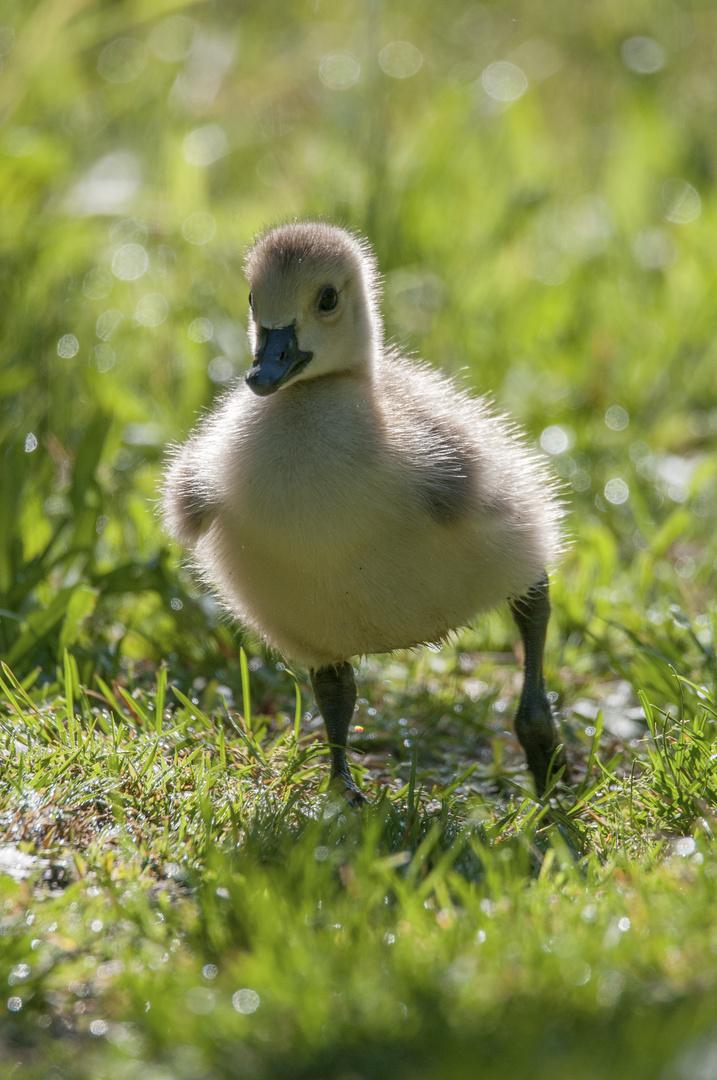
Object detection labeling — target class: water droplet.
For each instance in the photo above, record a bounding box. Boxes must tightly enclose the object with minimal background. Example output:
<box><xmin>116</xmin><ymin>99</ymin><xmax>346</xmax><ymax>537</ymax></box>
<box><xmin>24</xmin><ymin>433</ymin><xmax>38</xmax><ymax>453</ymax></box>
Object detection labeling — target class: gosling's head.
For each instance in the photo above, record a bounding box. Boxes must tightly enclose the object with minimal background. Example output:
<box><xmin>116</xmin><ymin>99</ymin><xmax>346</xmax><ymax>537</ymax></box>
<box><xmin>244</xmin><ymin>222</ymin><xmax>382</xmax><ymax>396</ymax></box>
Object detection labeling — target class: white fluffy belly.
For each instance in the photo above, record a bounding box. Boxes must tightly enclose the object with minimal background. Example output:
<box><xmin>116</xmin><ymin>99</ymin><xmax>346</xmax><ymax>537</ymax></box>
<box><xmin>196</xmin><ymin>495</ymin><xmax>542</xmax><ymax>668</ymax></box>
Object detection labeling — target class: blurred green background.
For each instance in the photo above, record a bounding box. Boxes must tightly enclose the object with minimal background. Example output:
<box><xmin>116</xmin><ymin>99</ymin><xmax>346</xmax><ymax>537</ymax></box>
<box><xmin>1</xmin><ymin>0</ymin><xmax>715</xmax><ymax>704</ymax></box>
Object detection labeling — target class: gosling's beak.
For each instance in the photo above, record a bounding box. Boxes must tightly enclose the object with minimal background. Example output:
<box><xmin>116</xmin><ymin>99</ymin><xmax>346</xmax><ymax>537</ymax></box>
<box><xmin>246</xmin><ymin>325</ymin><xmax>313</xmax><ymax>396</ymax></box>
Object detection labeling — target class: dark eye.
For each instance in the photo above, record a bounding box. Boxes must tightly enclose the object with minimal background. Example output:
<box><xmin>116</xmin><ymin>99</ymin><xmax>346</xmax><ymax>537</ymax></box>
<box><xmin>248</xmin><ymin>291</ymin><xmax>253</xmax><ymax>309</ymax></box>
<box><xmin>318</xmin><ymin>286</ymin><xmax>338</xmax><ymax>312</ymax></box>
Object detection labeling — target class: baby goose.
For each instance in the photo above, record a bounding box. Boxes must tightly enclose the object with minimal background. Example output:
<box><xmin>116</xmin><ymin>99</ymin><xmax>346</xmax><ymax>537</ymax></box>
<box><xmin>163</xmin><ymin>222</ymin><xmax>567</xmax><ymax>799</ymax></box>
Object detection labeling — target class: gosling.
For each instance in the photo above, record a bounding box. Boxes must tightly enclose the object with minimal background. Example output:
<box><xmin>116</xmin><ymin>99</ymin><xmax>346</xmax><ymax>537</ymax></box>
<box><xmin>163</xmin><ymin>222</ymin><xmax>567</xmax><ymax>800</ymax></box>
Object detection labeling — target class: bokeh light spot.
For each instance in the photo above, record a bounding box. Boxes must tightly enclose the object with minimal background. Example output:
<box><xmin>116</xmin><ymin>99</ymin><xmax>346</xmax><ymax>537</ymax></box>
<box><xmin>208</xmin><ymin>357</ymin><xmax>234</xmax><ymax>383</ymax></box>
<box><xmin>112</xmin><ymin>244</ymin><xmax>148</xmax><ymax>281</ymax></box>
<box><xmin>319</xmin><ymin>52</ymin><xmax>361</xmax><ymax>90</ymax></box>
<box><xmin>148</xmin><ymin>15</ymin><xmax>197</xmax><ymax>62</ymax></box>
<box><xmin>675</xmin><ymin>556</ymin><xmax>695</xmax><ymax>579</ymax></box>
<box><xmin>662</xmin><ymin>180</ymin><xmax>701</xmax><ymax>224</ymax></box>
<box><xmin>135</xmin><ymin>293</ymin><xmax>169</xmax><ymax>328</ymax></box>
<box><xmin>91</xmin><ymin>344</ymin><xmax>116</xmax><ymax>373</ymax></box>
<box><xmin>540</xmin><ymin>425</ymin><xmax>574</xmax><ymax>455</ymax></box>
<box><xmin>605</xmin><ymin>405</ymin><xmax>629</xmax><ymax>431</ymax></box>
<box><xmin>632</xmin><ymin>228</ymin><xmax>677</xmax><ymax>269</ymax></box>
<box><xmin>183</xmin><ymin>124</ymin><xmax>228</xmax><ymax>166</ymax></box>
<box><xmin>83</xmin><ymin>267</ymin><xmax>113</xmax><ymax>300</ymax></box>
<box><xmin>0</xmin><ymin>27</ymin><xmax>15</xmax><ymax>56</ymax></box>
<box><xmin>96</xmin><ymin>310</ymin><xmax>124</xmax><ymax>341</ymax></box>
<box><xmin>533</xmin><ymin>251</ymin><xmax>569</xmax><ymax>286</ymax></box>
<box><xmin>189</xmin><ymin>318</ymin><xmax>213</xmax><ymax>343</ymax></box>
<box><xmin>97</xmin><ymin>38</ymin><xmax>148</xmax><ymax>84</ymax></box>
<box><xmin>182</xmin><ymin>212</ymin><xmax>216</xmax><ymax>245</ymax></box>
<box><xmin>481</xmin><ymin>61</ymin><xmax>528</xmax><ymax>102</ymax></box>
<box><xmin>379</xmin><ymin>42</ymin><xmax>423</xmax><ymax>79</ymax></box>
<box><xmin>621</xmin><ymin>37</ymin><xmax>665</xmax><ymax>74</ymax></box>
<box><xmin>605</xmin><ymin>478</ymin><xmax>629</xmax><ymax>505</ymax></box>
<box><xmin>57</xmin><ymin>334</ymin><xmax>79</xmax><ymax>358</ymax></box>
<box><xmin>232</xmin><ymin>988</ymin><xmax>260</xmax><ymax>1014</ymax></box>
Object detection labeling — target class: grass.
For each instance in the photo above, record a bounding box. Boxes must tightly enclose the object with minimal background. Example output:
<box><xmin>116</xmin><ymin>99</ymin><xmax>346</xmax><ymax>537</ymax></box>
<box><xmin>1</xmin><ymin>0</ymin><xmax>717</xmax><ymax>1075</ymax></box>
<box><xmin>1</xmin><ymin>656</ymin><xmax>717</xmax><ymax>1077</ymax></box>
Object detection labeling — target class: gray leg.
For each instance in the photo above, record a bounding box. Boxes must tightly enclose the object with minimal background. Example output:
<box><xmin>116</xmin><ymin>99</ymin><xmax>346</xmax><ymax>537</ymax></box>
<box><xmin>310</xmin><ymin>662</ymin><xmax>364</xmax><ymax>803</ymax></box>
<box><xmin>510</xmin><ymin>574</ymin><xmax>567</xmax><ymax>795</ymax></box>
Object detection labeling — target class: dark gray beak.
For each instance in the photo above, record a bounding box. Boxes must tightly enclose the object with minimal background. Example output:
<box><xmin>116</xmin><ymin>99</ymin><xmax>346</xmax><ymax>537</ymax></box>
<box><xmin>246</xmin><ymin>325</ymin><xmax>313</xmax><ymax>396</ymax></box>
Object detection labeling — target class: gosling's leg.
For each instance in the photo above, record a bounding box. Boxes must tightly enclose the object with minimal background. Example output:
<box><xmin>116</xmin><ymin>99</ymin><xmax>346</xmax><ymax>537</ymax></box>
<box><xmin>510</xmin><ymin>574</ymin><xmax>567</xmax><ymax>796</ymax></box>
<box><xmin>310</xmin><ymin>662</ymin><xmax>365</xmax><ymax>804</ymax></box>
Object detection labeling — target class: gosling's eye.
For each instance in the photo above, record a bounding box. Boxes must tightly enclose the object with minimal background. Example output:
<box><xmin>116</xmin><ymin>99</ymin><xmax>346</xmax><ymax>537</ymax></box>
<box><xmin>248</xmin><ymin>291</ymin><xmax>253</xmax><ymax>309</ymax></box>
<box><xmin>318</xmin><ymin>286</ymin><xmax>338</xmax><ymax>312</ymax></box>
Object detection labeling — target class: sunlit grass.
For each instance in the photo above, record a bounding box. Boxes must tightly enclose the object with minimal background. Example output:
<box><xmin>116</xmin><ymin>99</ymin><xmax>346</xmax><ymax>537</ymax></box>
<box><xmin>1</xmin><ymin>656</ymin><xmax>717</xmax><ymax>1077</ymax></box>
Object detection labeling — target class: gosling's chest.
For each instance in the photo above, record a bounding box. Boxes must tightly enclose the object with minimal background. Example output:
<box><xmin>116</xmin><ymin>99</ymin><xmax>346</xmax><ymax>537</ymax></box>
<box><xmin>225</xmin><ymin>384</ymin><xmax>383</xmax><ymax>531</ymax></box>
